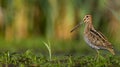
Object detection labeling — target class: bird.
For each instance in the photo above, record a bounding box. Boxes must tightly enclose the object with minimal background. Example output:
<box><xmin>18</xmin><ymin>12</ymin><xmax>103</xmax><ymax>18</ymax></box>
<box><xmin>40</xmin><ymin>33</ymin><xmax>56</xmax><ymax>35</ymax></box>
<box><xmin>70</xmin><ymin>15</ymin><xmax>115</xmax><ymax>56</ymax></box>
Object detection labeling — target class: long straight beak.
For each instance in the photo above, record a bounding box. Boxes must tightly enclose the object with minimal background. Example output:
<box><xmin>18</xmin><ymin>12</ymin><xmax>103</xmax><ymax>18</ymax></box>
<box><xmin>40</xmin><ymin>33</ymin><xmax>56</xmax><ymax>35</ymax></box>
<box><xmin>70</xmin><ymin>22</ymin><xmax>83</xmax><ymax>33</ymax></box>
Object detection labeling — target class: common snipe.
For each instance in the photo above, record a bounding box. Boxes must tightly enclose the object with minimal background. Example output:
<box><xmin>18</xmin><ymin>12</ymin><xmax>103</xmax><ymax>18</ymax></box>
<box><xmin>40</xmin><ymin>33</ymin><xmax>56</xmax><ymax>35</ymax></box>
<box><xmin>71</xmin><ymin>15</ymin><xmax>115</xmax><ymax>55</ymax></box>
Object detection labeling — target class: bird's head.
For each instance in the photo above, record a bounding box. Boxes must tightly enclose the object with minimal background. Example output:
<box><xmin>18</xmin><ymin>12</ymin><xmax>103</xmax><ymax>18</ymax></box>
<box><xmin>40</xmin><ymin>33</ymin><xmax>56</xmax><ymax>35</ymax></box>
<box><xmin>70</xmin><ymin>15</ymin><xmax>92</xmax><ymax>32</ymax></box>
<box><xmin>83</xmin><ymin>15</ymin><xmax>92</xmax><ymax>24</ymax></box>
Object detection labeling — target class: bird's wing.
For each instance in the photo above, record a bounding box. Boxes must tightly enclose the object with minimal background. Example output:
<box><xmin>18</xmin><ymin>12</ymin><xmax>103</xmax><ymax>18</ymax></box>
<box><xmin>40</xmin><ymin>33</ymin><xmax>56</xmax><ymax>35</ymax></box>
<box><xmin>98</xmin><ymin>31</ymin><xmax>108</xmax><ymax>40</ymax></box>
<box><xmin>89</xmin><ymin>29</ymin><xmax>109</xmax><ymax>48</ymax></box>
<box><xmin>90</xmin><ymin>29</ymin><xmax>107</xmax><ymax>42</ymax></box>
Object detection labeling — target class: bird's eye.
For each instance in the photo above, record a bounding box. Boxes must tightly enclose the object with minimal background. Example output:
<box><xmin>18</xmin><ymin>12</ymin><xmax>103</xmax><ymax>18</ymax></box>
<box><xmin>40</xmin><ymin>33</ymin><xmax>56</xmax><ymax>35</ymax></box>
<box><xmin>86</xmin><ymin>16</ymin><xmax>89</xmax><ymax>18</ymax></box>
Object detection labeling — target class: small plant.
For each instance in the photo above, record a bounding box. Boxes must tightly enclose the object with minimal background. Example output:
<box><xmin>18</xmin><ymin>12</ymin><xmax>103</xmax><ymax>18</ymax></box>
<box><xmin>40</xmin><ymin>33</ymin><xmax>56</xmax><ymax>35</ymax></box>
<box><xmin>43</xmin><ymin>41</ymin><xmax>52</xmax><ymax>61</ymax></box>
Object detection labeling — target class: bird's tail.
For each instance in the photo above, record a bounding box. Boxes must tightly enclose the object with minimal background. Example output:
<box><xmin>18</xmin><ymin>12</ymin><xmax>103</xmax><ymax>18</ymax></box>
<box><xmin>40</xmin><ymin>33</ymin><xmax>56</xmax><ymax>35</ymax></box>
<box><xmin>107</xmin><ymin>48</ymin><xmax>115</xmax><ymax>55</ymax></box>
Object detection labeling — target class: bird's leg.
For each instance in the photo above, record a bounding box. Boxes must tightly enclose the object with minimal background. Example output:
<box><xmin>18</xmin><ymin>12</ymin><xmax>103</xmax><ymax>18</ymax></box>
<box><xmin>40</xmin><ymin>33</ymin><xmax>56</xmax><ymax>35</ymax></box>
<box><xmin>96</xmin><ymin>50</ymin><xmax>99</xmax><ymax>57</ymax></box>
<box><xmin>94</xmin><ymin>49</ymin><xmax>100</xmax><ymax>61</ymax></box>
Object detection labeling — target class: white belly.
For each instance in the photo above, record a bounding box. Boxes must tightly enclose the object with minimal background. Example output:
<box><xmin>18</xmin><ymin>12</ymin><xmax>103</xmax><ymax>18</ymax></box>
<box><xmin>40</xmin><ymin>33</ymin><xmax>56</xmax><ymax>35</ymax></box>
<box><xmin>84</xmin><ymin>36</ymin><xmax>100</xmax><ymax>49</ymax></box>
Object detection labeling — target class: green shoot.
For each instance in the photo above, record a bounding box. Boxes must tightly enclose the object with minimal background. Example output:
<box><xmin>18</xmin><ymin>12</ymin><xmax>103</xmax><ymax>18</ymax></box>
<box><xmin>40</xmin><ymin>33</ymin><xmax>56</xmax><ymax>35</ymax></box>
<box><xmin>43</xmin><ymin>41</ymin><xmax>51</xmax><ymax>61</ymax></box>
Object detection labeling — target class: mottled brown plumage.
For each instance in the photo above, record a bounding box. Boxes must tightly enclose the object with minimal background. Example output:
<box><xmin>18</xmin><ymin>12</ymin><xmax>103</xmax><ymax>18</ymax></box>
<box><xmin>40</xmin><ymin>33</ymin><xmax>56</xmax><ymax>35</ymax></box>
<box><xmin>71</xmin><ymin>15</ymin><xmax>115</xmax><ymax>55</ymax></box>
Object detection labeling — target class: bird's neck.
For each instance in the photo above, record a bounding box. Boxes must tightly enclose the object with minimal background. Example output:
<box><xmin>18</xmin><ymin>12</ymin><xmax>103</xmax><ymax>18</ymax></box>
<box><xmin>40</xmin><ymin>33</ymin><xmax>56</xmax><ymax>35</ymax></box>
<box><xmin>84</xmin><ymin>22</ymin><xmax>94</xmax><ymax>33</ymax></box>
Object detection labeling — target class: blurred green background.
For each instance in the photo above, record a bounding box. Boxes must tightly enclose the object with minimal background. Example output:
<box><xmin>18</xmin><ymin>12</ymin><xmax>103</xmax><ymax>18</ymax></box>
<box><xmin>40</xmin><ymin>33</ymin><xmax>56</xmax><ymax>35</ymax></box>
<box><xmin>0</xmin><ymin>0</ymin><xmax>120</xmax><ymax>56</ymax></box>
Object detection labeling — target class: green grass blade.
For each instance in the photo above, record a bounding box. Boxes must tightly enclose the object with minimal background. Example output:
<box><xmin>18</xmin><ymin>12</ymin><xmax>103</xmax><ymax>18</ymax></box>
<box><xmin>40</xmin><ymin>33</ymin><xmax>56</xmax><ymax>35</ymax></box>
<box><xmin>43</xmin><ymin>41</ymin><xmax>51</xmax><ymax>61</ymax></box>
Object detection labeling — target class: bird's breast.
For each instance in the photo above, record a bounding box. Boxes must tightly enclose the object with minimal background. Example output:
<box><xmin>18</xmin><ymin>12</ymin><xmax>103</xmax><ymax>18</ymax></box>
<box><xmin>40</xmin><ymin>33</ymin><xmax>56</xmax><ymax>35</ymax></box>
<box><xmin>84</xmin><ymin>35</ymin><xmax>100</xmax><ymax>50</ymax></box>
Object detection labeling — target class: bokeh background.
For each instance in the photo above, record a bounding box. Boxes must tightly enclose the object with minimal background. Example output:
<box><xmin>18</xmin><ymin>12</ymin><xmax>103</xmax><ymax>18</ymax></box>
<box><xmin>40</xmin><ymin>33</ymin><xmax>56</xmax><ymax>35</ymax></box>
<box><xmin>0</xmin><ymin>0</ymin><xmax>120</xmax><ymax>56</ymax></box>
